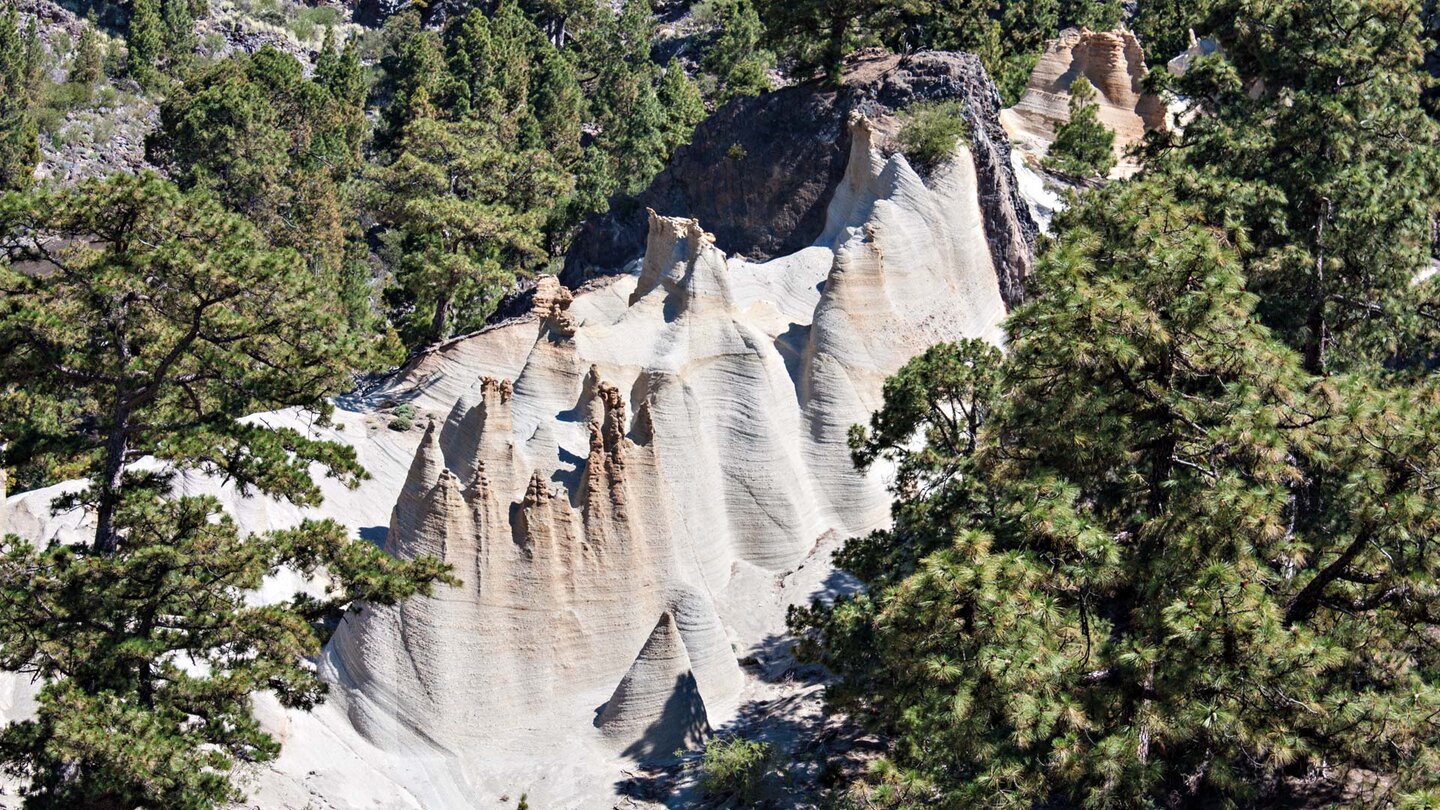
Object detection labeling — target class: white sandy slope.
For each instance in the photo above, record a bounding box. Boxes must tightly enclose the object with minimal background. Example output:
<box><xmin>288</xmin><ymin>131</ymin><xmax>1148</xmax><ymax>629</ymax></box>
<box><xmin>0</xmin><ymin>113</ymin><xmax>1007</xmax><ymax>809</ymax></box>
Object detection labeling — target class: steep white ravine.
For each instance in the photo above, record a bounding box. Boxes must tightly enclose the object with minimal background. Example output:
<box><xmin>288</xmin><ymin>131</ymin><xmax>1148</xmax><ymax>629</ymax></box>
<box><xmin>0</xmin><ymin>112</ymin><xmax>1009</xmax><ymax>808</ymax></box>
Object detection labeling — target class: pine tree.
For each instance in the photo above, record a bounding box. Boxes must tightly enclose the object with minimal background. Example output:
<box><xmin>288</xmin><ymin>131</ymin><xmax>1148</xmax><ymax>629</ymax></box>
<box><xmin>1160</xmin><ymin>0</ymin><xmax>1440</xmax><ymax>374</ymax></box>
<box><xmin>657</xmin><ymin>58</ymin><xmax>704</xmax><ymax>154</ymax></box>
<box><xmin>520</xmin><ymin>0</ymin><xmax>598</xmax><ymax>45</ymax></box>
<box><xmin>750</xmin><ymin>0</ymin><xmax>878</xmax><ymax>83</ymax></box>
<box><xmin>20</xmin><ymin>15</ymin><xmax>38</xmax><ymax>97</ymax></box>
<box><xmin>795</xmin><ymin>174</ymin><xmax>1440</xmax><ymax>807</ymax></box>
<box><xmin>126</xmin><ymin>0</ymin><xmax>164</xmax><ymax>85</ymax></box>
<box><xmin>147</xmin><ymin>46</ymin><xmax>393</xmax><ymax>364</ymax></box>
<box><xmin>161</xmin><ymin>0</ymin><xmax>195</xmax><ymax>69</ymax></box>
<box><xmin>443</xmin><ymin>8</ymin><xmax>500</xmax><ymax>120</ymax></box>
<box><xmin>530</xmin><ymin>45</ymin><xmax>583</xmax><ymax>165</ymax></box>
<box><xmin>1002</xmin><ymin>0</ymin><xmax>1058</xmax><ymax>53</ymax></box>
<box><xmin>701</xmin><ymin>0</ymin><xmax>772</xmax><ymax>103</ymax></box>
<box><xmin>0</xmin><ymin>3</ymin><xmax>37</xmax><ymax>192</ymax></box>
<box><xmin>615</xmin><ymin>0</ymin><xmax>654</xmax><ymax>62</ymax></box>
<box><xmin>489</xmin><ymin>2</ymin><xmax>545</xmax><ymax>114</ymax></box>
<box><xmin>1132</xmin><ymin>0</ymin><xmax>1213</xmax><ymax>63</ymax></box>
<box><xmin>368</xmin><ymin>108</ymin><xmax>571</xmax><ymax>345</ymax></box>
<box><xmin>314</xmin><ymin>26</ymin><xmax>341</xmax><ymax>91</ymax></box>
<box><xmin>1043</xmin><ymin>76</ymin><xmax>1115</xmax><ymax>178</ymax></box>
<box><xmin>69</xmin><ymin>23</ymin><xmax>105</xmax><ymax>95</ymax></box>
<box><xmin>442</xmin><ymin>4</ymin><xmax>549</xmax><ymax>136</ymax></box>
<box><xmin>0</xmin><ymin>496</ymin><xmax>454</xmax><ymax>808</ymax></box>
<box><xmin>0</xmin><ymin>175</ymin><xmax>452</xmax><ymax>805</ymax></box>
<box><xmin>891</xmin><ymin>0</ymin><xmax>1001</xmax><ymax>65</ymax></box>
<box><xmin>579</xmin><ymin>0</ymin><xmax>669</xmax><ymax>195</ymax></box>
<box><xmin>0</xmin><ymin>174</ymin><xmax>373</xmax><ymax>552</ymax></box>
<box><xmin>315</xmin><ymin>29</ymin><xmax>369</xmax><ymax>109</ymax></box>
<box><xmin>1062</xmin><ymin>0</ymin><xmax>1121</xmax><ymax>30</ymax></box>
<box><xmin>149</xmin><ymin>48</ymin><xmax>368</xmax><ymax>263</ymax></box>
<box><xmin>375</xmin><ymin>11</ymin><xmax>448</xmax><ymax>149</ymax></box>
<box><xmin>751</xmin><ymin>0</ymin><xmax>1039</xmax><ymax>87</ymax></box>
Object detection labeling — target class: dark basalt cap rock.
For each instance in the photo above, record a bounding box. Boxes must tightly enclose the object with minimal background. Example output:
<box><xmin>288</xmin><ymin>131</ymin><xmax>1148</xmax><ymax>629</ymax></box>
<box><xmin>561</xmin><ymin>50</ymin><xmax>1038</xmax><ymax>308</ymax></box>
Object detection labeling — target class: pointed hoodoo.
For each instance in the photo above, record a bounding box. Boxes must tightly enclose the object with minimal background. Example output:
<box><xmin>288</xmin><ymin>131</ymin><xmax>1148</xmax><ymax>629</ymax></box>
<box><xmin>444</xmin><ymin>376</ymin><xmax>515</xmax><ymax>482</ymax></box>
<box><xmin>1000</xmin><ymin>27</ymin><xmax>1167</xmax><ymax>174</ymax></box>
<box><xmin>842</xmin><ymin>110</ymin><xmax>883</xmax><ymax>191</ymax></box>
<box><xmin>630</xmin><ymin>389</ymin><xmax>656</xmax><ymax>447</ymax></box>
<box><xmin>629</xmin><ymin>210</ymin><xmax>733</xmax><ymax>315</ymax></box>
<box><xmin>586</xmin><ymin>365</ymin><xmax>627</xmax><ymax>458</ymax></box>
<box><xmin>388</xmin><ymin>417</ymin><xmax>444</xmax><ymax>558</ymax></box>
<box><xmin>474</xmin><ymin>376</ymin><xmax>515</xmax><ymax>464</ymax></box>
<box><xmin>418</xmin><ymin>468</ymin><xmax>475</xmax><ymax>566</ymax></box>
<box><xmin>582</xmin><ymin>366</ymin><xmax>629</xmax><ymax>521</ymax></box>
<box><xmin>514</xmin><ymin>470</ymin><xmax>577</xmax><ymax>558</ymax></box>
<box><xmin>597</xmin><ymin>612</ymin><xmax>711</xmax><ymax>759</ymax></box>
<box><xmin>819</xmin><ymin>110</ymin><xmax>892</xmax><ymax>246</ymax></box>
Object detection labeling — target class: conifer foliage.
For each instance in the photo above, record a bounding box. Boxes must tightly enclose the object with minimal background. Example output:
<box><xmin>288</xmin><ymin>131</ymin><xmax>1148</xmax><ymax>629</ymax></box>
<box><xmin>0</xmin><ymin>174</ymin><xmax>371</xmax><ymax>552</ymax></box>
<box><xmin>1157</xmin><ymin>0</ymin><xmax>1440</xmax><ymax>374</ymax></box>
<box><xmin>146</xmin><ymin>45</ymin><xmax>370</xmax><ymax>276</ymax></box>
<box><xmin>369</xmin><ymin>107</ymin><xmax>570</xmax><ymax>345</ymax></box>
<box><xmin>68</xmin><ymin>23</ymin><xmax>106</xmax><ymax>100</ymax></box>
<box><xmin>125</xmin><ymin>0</ymin><xmax>164</xmax><ymax>85</ymax></box>
<box><xmin>367</xmin><ymin>0</ymin><xmax>703</xmax><ymax>347</ymax></box>
<box><xmin>796</xmin><ymin>174</ymin><xmax>1440</xmax><ymax>808</ymax></box>
<box><xmin>699</xmin><ymin>0</ymin><xmax>772</xmax><ymax>103</ymax></box>
<box><xmin>0</xmin><ymin>496</ymin><xmax>453</xmax><ymax>809</ymax></box>
<box><xmin>1043</xmin><ymin>76</ymin><xmax>1115</xmax><ymax>178</ymax></box>
<box><xmin>0</xmin><ymin>3</ymin><xmax>38</xmax><ymax>192</ymax></box>
<box><xmin>795</xmin><ymin>1</ymin><xmax>1440</xmax><ymax>806</ymax></box>
<box><xmin>0</xmin><ymin>174</ymin><xmax>455</xmax><ymax>809</ymax></box>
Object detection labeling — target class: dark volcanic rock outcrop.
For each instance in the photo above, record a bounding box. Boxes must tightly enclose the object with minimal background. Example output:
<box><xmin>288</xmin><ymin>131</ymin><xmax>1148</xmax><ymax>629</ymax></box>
<box><xmin>562</xmin><ymin>51</ymin><xmax>1038</xmax><ymax>307</ymax></box>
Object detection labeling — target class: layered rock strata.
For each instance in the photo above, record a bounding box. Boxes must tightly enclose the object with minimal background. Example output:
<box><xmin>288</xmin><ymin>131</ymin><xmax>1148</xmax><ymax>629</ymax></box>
<box><xmin>1001</xmin><ymin>27</ymin><xmax>1168</xmax><ymax>176</ymax></box>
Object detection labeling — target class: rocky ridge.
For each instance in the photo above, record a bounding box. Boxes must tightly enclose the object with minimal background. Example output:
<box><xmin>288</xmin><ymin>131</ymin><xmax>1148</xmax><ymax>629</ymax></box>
<box><xmin>564</xmin><ymin>50</ymin><xmax>1037</xmax><ymax>309</ymax></box>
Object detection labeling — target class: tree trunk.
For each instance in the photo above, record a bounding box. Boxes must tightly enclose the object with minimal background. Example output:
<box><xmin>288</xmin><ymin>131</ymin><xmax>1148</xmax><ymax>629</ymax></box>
<box><xmin>825</xmin><ymin>14</ymin><xmax>847</xmax><ymax>84</ymax></box>
<box><xmin>93</xmin><ymin>408</ymin><xmax>130</xmax><ymax>554</ymax></box>
<box><xmin>1303</xmin><ymin>299</ymin><xmax>1328</xmax><ymax>375</ymax></box>
<box><xmin>1303</xmin><ymin>199</ymin><xmax>1331</xmax><ymax>375</ymax></box>
<box><xmin>430</xmin><ymin>291</ymin><xmax>452</xmax><ymax>345</ymax></box>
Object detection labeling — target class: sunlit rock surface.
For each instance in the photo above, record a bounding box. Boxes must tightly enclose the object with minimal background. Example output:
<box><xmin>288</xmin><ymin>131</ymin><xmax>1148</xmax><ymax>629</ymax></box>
<box><xmin>0</xmin><ymin>63</ymin><xmax>1031</xmax><ymax>809</ymax></box>
<box><xmin>1001</xmin><ymin>27</ymin><xmax>1168</xmax><ymax>177</ymax></box>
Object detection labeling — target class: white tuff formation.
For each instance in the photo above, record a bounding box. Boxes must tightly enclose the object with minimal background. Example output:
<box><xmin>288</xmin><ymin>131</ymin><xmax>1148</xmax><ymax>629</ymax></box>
<box><xmin>597</xmin><ymin>612</ymin><xmax>713</xmax><ymax>758</ymax></box>
<box><xmin>1001</xmin><ymin>27</ymin><xmax>1168</xmax><ymax>176</ymax></box>
<box><xmin>0</xmin><ymin>113</ymin><xmax>1009</xmax><ymax>808</ymax></box>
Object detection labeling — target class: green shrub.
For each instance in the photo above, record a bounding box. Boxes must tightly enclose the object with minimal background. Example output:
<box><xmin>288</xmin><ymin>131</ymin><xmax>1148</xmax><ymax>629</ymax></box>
<box><xmin>200</xmin><ymin>30</ymin><xmax>226</xmax><ymax>58</ymax></box>
<box><xmin>389</xmin><ymin>402</ymin><xmax>416</xmax><ymax>431</ymax></box>
<box><xmin>690</xmin><ymin>0</ymin><xmax>725</xmax><ymax>27</ymax></box>
<box><xmin>290</xmin><ymin>6</ymin><xmax>343</xmax><ymax>42</ymax></box>
<box><xmin>699</xmin><ymin>735</ymin><xmax>774</xmax><ymax>801</ymax></box>
<box><xmin>254</xmin><ymin>0</ymin><xmax>287</xmax><ymax>25</ymax></box>
<box><xmin>897</xmin><ymin>100</ymin><xmax>970</xmax><ymax>172</ymax></box>
<box><xmin>1043</xmin><ymin>76</ymin><xmax>1116</xmax><ymax>179</ymax></box>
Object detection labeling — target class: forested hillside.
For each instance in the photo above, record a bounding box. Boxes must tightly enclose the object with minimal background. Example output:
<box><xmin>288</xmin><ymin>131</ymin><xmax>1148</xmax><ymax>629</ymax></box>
<box><xmin>1</xmin><ymin>0</ymin><xmax>1439</xmax><ymax>806</ymax></box>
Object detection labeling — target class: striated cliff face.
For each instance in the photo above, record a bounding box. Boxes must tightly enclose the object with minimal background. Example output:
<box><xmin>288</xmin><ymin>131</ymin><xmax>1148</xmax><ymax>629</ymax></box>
<box><xmin>0</xmin><ymin>55</ymin><xmax>1026</xmax><ymax>809</ymax></box>
<box><xmin>238</xmin><ymin>109</ymin><xmax>1011</xmax><ymax>807</ymax></box>
<box><xmin>1001</xmin><ymin>27</ymin><xmax>1168</xmax><ymax>176</ymax></box>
